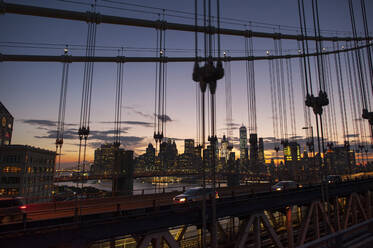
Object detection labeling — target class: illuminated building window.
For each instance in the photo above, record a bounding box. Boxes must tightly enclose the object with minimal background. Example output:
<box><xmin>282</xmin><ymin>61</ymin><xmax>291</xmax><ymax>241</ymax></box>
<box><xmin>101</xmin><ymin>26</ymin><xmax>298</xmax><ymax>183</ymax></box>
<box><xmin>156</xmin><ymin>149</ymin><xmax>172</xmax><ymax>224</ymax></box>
<box><xmin>27</xmin><ymin>167</ymin><xmax>32</xmax><ymax>173</ymax></box>
<box><xmin>3</xmin><ymin>166</ymin><xmax>21</xmax><ymax>173</ymax></box>
<box><xmin>0</xmin><ymin>189</ymin><xmax>6</xmax><ymax>195</ymax></box>
<box><xmin>7</xmin><ymin>188</ymin><xmax>19</xmax><ymax>195</ymax></box>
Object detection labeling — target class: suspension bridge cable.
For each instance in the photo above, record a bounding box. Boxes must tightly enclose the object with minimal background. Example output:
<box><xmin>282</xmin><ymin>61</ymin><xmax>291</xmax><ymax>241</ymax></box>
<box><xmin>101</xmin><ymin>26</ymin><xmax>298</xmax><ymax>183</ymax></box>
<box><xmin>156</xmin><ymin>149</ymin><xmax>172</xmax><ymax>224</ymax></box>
<box><xmin>56</xmin><ymin>46</ymin><xmax>70</xmax><ymax>171</ymax></box>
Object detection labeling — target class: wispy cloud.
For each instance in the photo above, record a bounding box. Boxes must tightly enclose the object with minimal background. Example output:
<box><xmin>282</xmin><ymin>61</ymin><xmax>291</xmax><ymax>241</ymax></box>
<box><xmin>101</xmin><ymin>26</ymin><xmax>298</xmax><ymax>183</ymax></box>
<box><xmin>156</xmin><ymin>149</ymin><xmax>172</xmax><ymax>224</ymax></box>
<box><xmin>99</xmin><ymin>120</ymin><xmax>153</xmax><ymax>127</ymax></box>
<box><xmin>123</xmin><ymin>106</ymin><xmax>153</xmax><ymax>119</ymax></box>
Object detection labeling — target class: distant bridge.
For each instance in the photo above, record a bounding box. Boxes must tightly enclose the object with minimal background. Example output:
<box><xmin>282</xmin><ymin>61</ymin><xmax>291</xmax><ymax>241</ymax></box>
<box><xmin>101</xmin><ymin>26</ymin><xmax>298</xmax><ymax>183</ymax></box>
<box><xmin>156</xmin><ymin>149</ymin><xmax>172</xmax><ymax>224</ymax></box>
<box><xmin>54</xmin><ymin>171</ymin><xmax>271</xmax><ymax>183</ymax></box>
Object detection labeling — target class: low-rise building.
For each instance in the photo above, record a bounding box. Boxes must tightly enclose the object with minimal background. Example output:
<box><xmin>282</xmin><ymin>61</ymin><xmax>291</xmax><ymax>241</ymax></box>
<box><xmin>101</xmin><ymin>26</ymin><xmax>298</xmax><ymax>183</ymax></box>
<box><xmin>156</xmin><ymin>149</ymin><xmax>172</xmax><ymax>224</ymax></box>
<box><xmin>0</xmin><ymin>145</ymin><xmax>55</xmax><ymax>203</ymax></box>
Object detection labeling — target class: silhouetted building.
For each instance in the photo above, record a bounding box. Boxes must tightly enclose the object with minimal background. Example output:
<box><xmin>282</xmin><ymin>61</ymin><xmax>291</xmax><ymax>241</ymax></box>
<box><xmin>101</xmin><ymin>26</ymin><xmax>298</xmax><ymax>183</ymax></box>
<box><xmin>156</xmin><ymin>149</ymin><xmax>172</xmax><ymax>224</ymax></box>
<box><xmin>112</xmin><ymin>150</ymin><xmax>134</xmax><ymax>196</ymax></box>
<box><xmin>239</xmin><ymin>125</ymin><xmax>248</xmax><ymax>161</ymax></box>
<box><xmin>0</xmin><ymin>145</ymin><xmax>55</xmax><ymax>203</ymax></box>
<box><xmin>249</xmin><ymin>133</ymin><xmax>258</xmax><ymax>162</ymax></box>
<box><xmin>326</xmin><ymin>146</ymin><xmax>356</xmax><ymax>174</ymax></box>
<box><xmin>145</xmin><ymin>143</ymin><xmax>155</xmax><ymax>169</ymax></box>
<box><xmin>0</xmin><ymin>102</ymin><xmax>14</xmax><ymax>146</ymax></box>
<box><xmin>92</xmin><ymin>144</ymin><xmax>124</xmax><ymax>175</ymax></box>
<box><xmin>258</xmin><ymin>138</ymin><xmax>265</xmax><ymax>163</ymax></box>
<box><xmin>159</xmin><ymin>139</ymin><xmax>178</xmax><ymax>169</ymax></box>
<box><xmin>184</xmin><ymin>139</ymin><xmax>194</xmax><ymax>155</ymax></box>
<box><xmin>194</xmin><ymin>145</ymin><xmax>202</xmax><ymax>158</ymax></box>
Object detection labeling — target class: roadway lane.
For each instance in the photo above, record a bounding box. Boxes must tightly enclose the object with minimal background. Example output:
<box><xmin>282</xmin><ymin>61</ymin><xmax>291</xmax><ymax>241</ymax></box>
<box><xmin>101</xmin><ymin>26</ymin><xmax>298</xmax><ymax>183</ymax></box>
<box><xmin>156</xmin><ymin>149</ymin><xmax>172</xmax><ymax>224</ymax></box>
<box><xmin>3</xmin><ymin>183</ymin><xmax>271</xmax><ymax>224</ymax></box>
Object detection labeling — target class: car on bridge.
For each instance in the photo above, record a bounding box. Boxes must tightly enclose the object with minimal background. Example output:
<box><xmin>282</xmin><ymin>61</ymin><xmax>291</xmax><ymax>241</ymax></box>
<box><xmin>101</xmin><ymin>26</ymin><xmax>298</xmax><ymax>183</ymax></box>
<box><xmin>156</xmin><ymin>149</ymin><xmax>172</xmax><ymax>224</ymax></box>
<box><xmin>0</xmin><ymin>197</ymin><xmax>27</xmax><ymax>224</ymax></box>
<box><xmin>173</xmin><ymin>187</ymin><xmax>219</xmax><ymax>203</ymax></box>
<box><xmin>271</xmin><ymin>181</ymin><xmax>300</xmax><ymax>191</ymax></box>
<box><xmin>326</xmin><ymin>175</ymin><xmax>342</xmax><ymax>184</ymax></box>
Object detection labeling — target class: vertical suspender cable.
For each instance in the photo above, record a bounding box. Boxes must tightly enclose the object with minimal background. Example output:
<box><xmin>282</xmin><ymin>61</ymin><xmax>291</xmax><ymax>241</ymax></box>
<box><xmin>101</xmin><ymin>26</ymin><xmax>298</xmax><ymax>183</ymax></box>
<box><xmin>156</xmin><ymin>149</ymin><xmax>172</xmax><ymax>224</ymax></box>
<box><xmin>56</xmin><ymin>47</ymin><xmax>70</xmax><ymax>172</ymax></box>
<box><xmin>78</xmin><ymin>3</ymin><xmax>97</xmax><ymax>189</ymax></box>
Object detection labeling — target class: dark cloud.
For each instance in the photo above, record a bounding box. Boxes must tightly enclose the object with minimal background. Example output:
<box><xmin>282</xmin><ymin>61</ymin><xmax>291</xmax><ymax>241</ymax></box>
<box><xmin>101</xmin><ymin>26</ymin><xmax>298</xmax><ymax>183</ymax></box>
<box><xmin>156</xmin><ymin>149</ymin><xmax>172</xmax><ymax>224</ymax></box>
<box><xmin>22</xmin><ymin>119</ymin><xmax>56</xmax><ymax>127</ymax></box>
<box><xmin>21</xmin><ymin>119</ymin><xmax>77</xmax><ymax>127</ymax></box>
<box><xmin>35</xmin><ymin>129</ymin><xmax>77</xmax><ymax>140</ymax></box>
<box><xmin>88</xmin><ymin>136</ymin><xmax>146</xmax><ymax>149</ymax></box>
<box><xmin>345</xmin><ymin>134</ymin><xmax>359</xmax><ymax>138</ymax></box>
<box><xmin>34</xmin><ymin>128</ymin><xmax>128</xmax><ymax>142</ymax></box>
<box><xmin>157</xmin><ymin>114</ymin><xmax>172</xmax><ymax>122</ymax></box>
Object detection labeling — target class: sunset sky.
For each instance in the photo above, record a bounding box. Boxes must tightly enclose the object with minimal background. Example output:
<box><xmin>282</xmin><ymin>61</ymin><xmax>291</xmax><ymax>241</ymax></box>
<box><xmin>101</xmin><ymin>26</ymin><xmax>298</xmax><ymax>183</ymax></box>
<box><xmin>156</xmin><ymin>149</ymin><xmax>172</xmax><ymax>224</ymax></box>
<box><xmin>1</xmin><ymin>0</ymin><xmax>372</xmax><ymax>168</ymax></box>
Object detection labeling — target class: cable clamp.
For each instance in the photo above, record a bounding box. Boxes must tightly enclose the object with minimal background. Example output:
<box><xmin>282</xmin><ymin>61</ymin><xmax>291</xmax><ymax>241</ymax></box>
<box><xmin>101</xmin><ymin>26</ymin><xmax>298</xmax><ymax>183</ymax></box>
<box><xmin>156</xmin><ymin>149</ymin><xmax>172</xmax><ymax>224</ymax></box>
<box><xmin>85</xmin><ymin>11</ymin><xmax>101</xmax><ymax>24</ymax></box>
<box><xmin>245</xmin><ymin>30</ymin><xmax>252</xmax><ymax>38</ymax></box>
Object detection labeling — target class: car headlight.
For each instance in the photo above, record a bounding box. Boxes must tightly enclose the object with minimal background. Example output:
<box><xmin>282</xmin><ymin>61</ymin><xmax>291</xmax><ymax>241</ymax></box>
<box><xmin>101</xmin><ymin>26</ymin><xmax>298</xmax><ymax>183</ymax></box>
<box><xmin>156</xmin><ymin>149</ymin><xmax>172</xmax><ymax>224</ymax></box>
<box><xmin>276</xmin><ymin>188</ymin><xmax>282</xmax><ymax>191</ymax></box>
<box><xmin>179</xmin><ymin>198</ymin><xmax>186</xmax><ymax>202</ymax></box>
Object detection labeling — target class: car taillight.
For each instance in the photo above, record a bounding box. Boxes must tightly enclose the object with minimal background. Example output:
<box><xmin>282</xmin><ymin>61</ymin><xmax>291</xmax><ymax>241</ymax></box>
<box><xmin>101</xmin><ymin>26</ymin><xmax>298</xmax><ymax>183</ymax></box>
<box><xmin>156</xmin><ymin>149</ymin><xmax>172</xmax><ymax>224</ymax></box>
<box><xmin>215</xmin><ymin>192</ymin><xmax>219</xmax><ymax>199</ymax></box>
<box><xmin>19</xmin><ymin>205</ymin><xmax>27</xmax><ymax>210</ymax></box>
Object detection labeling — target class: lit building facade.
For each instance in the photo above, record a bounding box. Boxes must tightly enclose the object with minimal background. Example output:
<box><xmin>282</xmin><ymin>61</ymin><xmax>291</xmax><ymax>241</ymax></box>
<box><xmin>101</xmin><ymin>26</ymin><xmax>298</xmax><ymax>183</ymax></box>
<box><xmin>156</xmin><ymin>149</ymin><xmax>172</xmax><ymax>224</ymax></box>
<box><xmin>0</xmin><ymin>145</ymin><xmax>55</xmax><ymax>203</ymax></box>
<box><xmin>239</xmin><ymin>125</ymin><xmax>248</xmax><ymax>161</ymax></box>
<box><xmin>284</xmin><ymin>142</ymin><xmax>301</xmax><ymax>163</ymax></box>
<box><xmin>92</xmin><ymin>143</ymin><xmax>124</xmax><ymax>175</ymax></box>
<box><xmin>0</xmin><ymin>102</ymin><xmax>14</xmax><ymax>146</ymax></box>
<box><xmin>221</xmin><ymin>135</ymin><xmax>229</xmax><ymax>161</ymax></box>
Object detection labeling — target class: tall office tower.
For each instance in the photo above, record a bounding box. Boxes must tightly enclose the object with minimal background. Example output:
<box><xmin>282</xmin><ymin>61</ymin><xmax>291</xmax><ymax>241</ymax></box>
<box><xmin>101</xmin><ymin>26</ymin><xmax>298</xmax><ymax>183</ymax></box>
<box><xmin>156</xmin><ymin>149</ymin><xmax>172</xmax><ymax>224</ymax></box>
<box><xmin>184</xmin><ymin>139</ymin><xmax>194</xmax><ymax>155</ymax></box>
<box><xmin>221</xmin><ymin>135</ymin><xmax>229</xmax><ymax>161</ymax></box>
<box><xmin>258</xmin><ymin>138</ymin><xmax>265</xmax><ymax>163</ymax></box>
<box><xmin>249</xmin><ymin>133</ymin><xmax>258</xmax><ymax>162</ymax></box>
<box><xmin>239</xmin><ymin>125</ymin><xmax>248</xmax><ymax>161</ymax></box>
<box><xmin>284</xmin><ymin>141</ymin><xmax>301</xmax><ymax>163</ymax></box>
<box><xmin>0</xmin><ymin>102</ymin><xmax>14</xmax><ymax>145</ymax></box>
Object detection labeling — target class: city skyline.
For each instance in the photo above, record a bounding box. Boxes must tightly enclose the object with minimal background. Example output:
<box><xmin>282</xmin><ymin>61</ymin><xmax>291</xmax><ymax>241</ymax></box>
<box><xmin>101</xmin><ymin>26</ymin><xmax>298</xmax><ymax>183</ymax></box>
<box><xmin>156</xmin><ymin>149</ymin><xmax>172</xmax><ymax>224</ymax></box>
<box><xmin>1</xmin><ymin>0</ymin><xmax>372</xmax><ymax>168</ymax></box>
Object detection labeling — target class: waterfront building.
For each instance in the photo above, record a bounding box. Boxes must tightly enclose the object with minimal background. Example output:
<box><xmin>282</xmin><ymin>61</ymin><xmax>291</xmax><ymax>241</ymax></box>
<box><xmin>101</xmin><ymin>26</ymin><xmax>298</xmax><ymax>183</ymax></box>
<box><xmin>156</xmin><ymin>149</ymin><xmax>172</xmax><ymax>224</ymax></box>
<box><xmin>0</xmin><ymin>102</ymin><xmax>14</xmax><ymax>146</ymax></box>
<box><xmin>92</xmin><ymin>143</ymin><xmax>124</xmax><ymax>175</ymax></box>
<box><xmin>0</xmin><ymin>145</ymin><xmax>55</xmax><ymax>203</ymax></box>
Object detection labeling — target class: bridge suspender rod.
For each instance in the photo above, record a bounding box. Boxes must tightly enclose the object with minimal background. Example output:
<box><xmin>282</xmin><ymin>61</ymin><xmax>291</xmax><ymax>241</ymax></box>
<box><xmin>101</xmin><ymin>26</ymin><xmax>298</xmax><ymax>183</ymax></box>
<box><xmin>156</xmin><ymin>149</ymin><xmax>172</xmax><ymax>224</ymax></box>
<box><xmin>1</xmin><ymin>43</ymin><xmax>372</xmax><ymax>63</ymax></box>
<box><xmin>55</xmin><ymin>47</ymin><xmax>70</xmax><ymax>171</ymax></box>
<box><xmin>2</xmin><ymin>1</ymin><xmax>372</xmax><ymax>42</ymax></box>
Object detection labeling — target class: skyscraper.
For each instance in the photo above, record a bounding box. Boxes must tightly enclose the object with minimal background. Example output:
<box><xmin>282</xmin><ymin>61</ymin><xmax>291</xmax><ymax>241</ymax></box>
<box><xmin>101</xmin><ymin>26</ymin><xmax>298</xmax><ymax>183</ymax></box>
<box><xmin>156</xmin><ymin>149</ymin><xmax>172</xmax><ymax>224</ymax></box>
<box><xmin>258</xmin><ymin>138</ymin><xmax>265</xmax><ymax>163</ymax></box>
<box><xmin>221</xmin><ymin>135</ymin><xmax>229</xmax><ymax>161</ymax></box>
<box><xmin>249</xmin><ymin>133</ymin><xmax>258</xmax><ymax>162</ymax></box>
<box><xmin>184</xmin><ymin>139</ymin><xmax>194</xmax><ymax>155</ymax></box>
<box><xmin>239</xmin><ymin>125</ymin><xmax>248</xmax><ymax>161</ymax></box>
